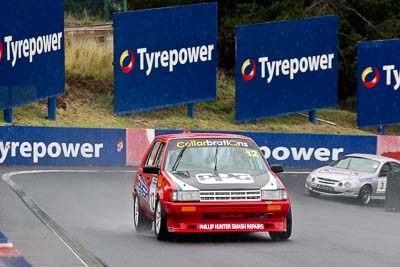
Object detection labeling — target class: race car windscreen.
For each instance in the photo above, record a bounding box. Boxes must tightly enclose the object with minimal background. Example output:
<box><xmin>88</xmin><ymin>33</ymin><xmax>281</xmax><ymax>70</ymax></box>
<box><xmin>330</xmin><ymin>156</ymin><xmax>379</xmax><ymax>173</ymax></box>
<box><xmin>164</xmin><ymin>138</ymin><xmax>268</xmax><ymax>172</ymax></box>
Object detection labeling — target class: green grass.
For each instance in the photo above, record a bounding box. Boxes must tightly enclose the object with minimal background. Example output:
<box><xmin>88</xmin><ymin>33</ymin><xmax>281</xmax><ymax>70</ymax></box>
<box><xmin>2</xmin><ymin>72</ymin><xmax>399</xmax><ymax>136</ymax></box>
<box><xmin>2</xmin><ymin>40</ymin><xmax>399</xmax><ymax>136</ymax></box>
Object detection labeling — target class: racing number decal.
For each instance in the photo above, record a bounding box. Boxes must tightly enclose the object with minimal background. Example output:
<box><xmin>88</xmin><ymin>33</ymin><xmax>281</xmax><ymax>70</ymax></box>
<box><xmin>137</xmin><ymin>176</ymin><xmax>158</xmax><ymax>212</ymax></box>
<box><xmin>376</xmin><ymin>178</ymin><xmax>387</xmax><ymax>193</ymax></box>
<box><xmin>195</xmin><ymin>173</ymin><xmax>254</xmax><ymax>184</ymax></box>
<box><xmin>137</xmin><ymin>176</ymin><xmax>149</xmax><ymax>200</ymax></box>
<box><xmin>245</xmin><ymin>149</ymin><xmax>259</xmax><ymax>158</ymax></box>
<box><xmin>149</xmin><ymin>178</ymin><xmax>158</xmax><ymax>212</ymax></box>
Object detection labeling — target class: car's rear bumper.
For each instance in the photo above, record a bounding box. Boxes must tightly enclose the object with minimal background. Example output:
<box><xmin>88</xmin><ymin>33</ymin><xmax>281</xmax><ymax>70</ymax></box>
<box><xmin>161</xmin><ymin>200</ymin><xmax>290</xmax><ymax>233</ymax></box>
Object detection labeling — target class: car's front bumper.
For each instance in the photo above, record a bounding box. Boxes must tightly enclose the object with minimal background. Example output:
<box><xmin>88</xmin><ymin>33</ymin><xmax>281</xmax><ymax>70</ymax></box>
<box><xmin>161</xmin><ymin>200</ymin><xmax>290</xmax><ymax>233</ymax></box>
<box><xmin>305</xmin><ymin>182</ymin><xmax>359</xmax><ymax>198</ymax></box>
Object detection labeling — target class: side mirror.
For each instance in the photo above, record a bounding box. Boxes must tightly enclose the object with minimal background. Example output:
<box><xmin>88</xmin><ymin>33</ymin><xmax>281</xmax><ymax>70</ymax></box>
<box><xmin>379</xmin><ymin>171</ymin><xmax>389</xmax><ymax>177</ymax></box>
<box><xmin>271</xmin><ymin>164</ymin><xmax>284</xmax><ymax>173</ymax></box>
<box><xmin>143</xmin><ymin>165</ymin><xmax>160</xmax><ymax>175</ymax></box>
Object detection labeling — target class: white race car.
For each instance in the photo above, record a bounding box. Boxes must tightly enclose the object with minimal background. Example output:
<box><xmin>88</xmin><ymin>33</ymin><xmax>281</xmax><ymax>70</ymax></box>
<box><xmin>305</xmin><ymin>153</ymin><xmax>400</xmax><ymax>205</ymax></box>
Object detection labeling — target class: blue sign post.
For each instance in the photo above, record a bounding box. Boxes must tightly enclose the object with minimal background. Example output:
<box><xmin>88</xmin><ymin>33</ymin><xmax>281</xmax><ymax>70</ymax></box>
<box><xmin>0</xmin><ymin>0</ymin><xmax>65</xmax><ymax>122</ymax></box>
<box><xmin>357</xmin><ymin>40</ymin><xmax>400</xmax><ymax>132</ymax></box>
<box><xmin>235</xmin><ymin>16</ymin><xmax>338</xmax><ymax>122</ymax></box>
<box><xmin>113</xmin><ymin>3</ymin><xmax>218</xmax><ymax>116</ymax></box>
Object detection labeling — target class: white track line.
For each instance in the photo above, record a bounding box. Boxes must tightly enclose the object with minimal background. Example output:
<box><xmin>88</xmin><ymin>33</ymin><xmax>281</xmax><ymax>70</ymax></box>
<box><xmin>2</xmin><ymin>169</ymin><xmax>136</xmax><ymax>267</ymax></box>
<box><xmin>0</xmin><ymin>243</ymin><xmax>14</xmax><ymax>248</ymax></box>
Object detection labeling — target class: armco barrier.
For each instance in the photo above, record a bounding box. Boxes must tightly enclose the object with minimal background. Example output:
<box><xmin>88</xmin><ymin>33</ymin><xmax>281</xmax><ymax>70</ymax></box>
<box><xmin>1</xmin><ymin>125</ymin><xmax>400</xmax><ymax>168</ymax></box>
<box><xmin>0</xmin><ymin>126</ymin><xmax>125</xmax><ymax>166</ymax></box>
<box><xmin>155</xmin><ymin>130</ymin><xmax>377</xmax><ymax>168</ymax></box>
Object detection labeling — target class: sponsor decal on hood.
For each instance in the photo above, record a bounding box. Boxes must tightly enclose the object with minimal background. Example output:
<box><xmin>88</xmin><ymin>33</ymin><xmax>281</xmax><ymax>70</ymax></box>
<box><xmin>166</xmin><ymin>170</ymin><xmax>273</xmax><ymax>191</ymax></box>
<box><xmin>319</xmin><ymin>168</ymin><xmax>360</xmax><ymax>176</ymax></box>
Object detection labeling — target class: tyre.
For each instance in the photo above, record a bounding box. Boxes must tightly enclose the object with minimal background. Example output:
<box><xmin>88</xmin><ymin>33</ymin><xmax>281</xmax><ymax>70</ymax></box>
<box><xmin>269</xmin><ymin>209</ymin><xmax>292</xmax><ymax>241</ymax></box>
<box><xmin>358</xmin><ymin>185</ymin><xmax>372</xmax><ymax>205</ymax></box>
<box><xmin>154</xmin><ymin>199</ymin><xmax>171</xmax><ymax>241</ymax></box>
<box><xmin>308</xmin><ymin>190</ymin><xmax>320</xmax><ymax>197</ymax></box>
<box><xmin>133</xmin><ymin>194</ymin><xmax>151</xmax><ymax>232</ymax></box>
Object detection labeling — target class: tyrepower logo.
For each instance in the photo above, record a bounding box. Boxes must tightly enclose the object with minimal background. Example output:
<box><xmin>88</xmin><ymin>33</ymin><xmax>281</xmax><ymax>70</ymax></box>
<box><xmin>241</xmin><ymin>53</ymin><xmax>335</xmax><ymax>82</ymax></box>
<box><xmin>119</xmin><ymin>44</ymin><xmax>215</xmax><ymax>76</ymax></box>
<box><xmin>259</xmin><ymin>145</ymin><xmax>344</xmax><ymax>162</ymax></box>
<box><xmin>241</xmin><ymin>59</ymin><xmax>256</xmax><ymax>81</ymax></box>
<box><xmin>0</xmin><ymin>32</ymin><xmax>63</xmax><ymax>67</ymax></box>
<box><xmin>0</xmin><ymin>141</ymin><xmax>103</xmax><ymax>164</ymax></box>
<box><xmin>361</xmin><ymin>65</ymin><xmax>400</xmax><ymax>90</ymax></box>
<box><xmin>120</xmin><ymin>50</ymin><xmax>135</xmax><ymax>73</ymax></box>
<box><xmin>361</xmin><ymin>67</ymin><xmax>380</xmax><ymax>88</ymax></box>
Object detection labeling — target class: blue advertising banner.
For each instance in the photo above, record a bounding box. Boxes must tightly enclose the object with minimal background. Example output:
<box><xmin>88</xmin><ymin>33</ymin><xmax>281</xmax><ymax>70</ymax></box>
<box><xmin>0</xmin><ymin>126</ymin><xmax>125</xmax><ymax>166</ymax></box>
<box><xmin>357</xmin><ymin>40</ymin><xmax>400</xmax><ymax>127</ymax></box>
<box><xmin>235</xmin><ymin>16</ymin><xmax>338</xmax><ymax>122</ymax></box>
<box><xmin>113</xmin><ymin>3</ymin><xmax>217</xmax><ymax>115</ymax></box>
<box><xmin>0</xmin><ymin>0</ymin><xmax>64</xmax><ymax>110</ymax></box>
<box><xmin>155</xmin><ymin>129</ymin><xmax>376</xmax><ymax>168</ymax></box>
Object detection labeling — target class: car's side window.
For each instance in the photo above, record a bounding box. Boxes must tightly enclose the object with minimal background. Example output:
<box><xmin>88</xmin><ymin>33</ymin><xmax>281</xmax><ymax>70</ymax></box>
<box><xmin>390</xmin><ymin>162</ymin><xmax>400</xmax><ymax>172</ymax></box>
<box><xmin>145</xmin><ymin>141</ymin><xmax>161</xmax><ymax>166</ymax></box>
<box><xmin>153</xmin><ymin>143</ymin><xmax>165</xmax><ymax>168</ymax></box>
<box><xmin>379</xmin><ymin>163</ymin><xmax>391</xmax><ymax>177</ymax></box>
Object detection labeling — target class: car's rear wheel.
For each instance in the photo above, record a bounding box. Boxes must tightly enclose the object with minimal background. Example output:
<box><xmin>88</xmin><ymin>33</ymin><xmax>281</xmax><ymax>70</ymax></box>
<box><xmin>358</xmin><ymin>185</ymin><xmax>372</xmax><ymax>205</ymax></box>
<box><xmin>308</xmin><ymin>190</ymin><xmax>320</xmax><ymax>197</ymax></box>
<box><xmin>154</xmin><ymin>199</ymin><xmax>171</xmax><ymax>241</ymax></box>
<box><xmin>133</xmin><ymin>194</ymin><xmax>151</xmax><ymax>232</ymax></box>
<box><xmin>269</xmin><ymin>209</ymin><xmax>292</xmax><ymax>241</ymax></box>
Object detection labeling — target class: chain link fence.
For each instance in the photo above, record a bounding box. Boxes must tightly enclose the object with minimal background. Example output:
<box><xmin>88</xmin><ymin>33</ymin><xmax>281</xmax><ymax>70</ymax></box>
<box><xmin>65</xmin><ymin>0</ymin><xmax>126</xmax><ymax>22</ymax></box>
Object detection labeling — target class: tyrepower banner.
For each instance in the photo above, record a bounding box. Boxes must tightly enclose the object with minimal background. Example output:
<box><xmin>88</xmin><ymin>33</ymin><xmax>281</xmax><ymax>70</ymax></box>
<box><xmin>235</xmin><ymin>15</ymin><xmax>338</xmax><ymax>122</ymax></box>
<box><xmin>155</xmin><ymin>130</ymin><xmax>376</xmax><ymax>168</ymax></box>
<box><xmin>357</xmin><ymin>40</ymin><xmax>400</xmax><ymax>127</ymax></box>
<box><xmin>0</xmin><ymin>126</ymin><xmax>125</xmax><ymax>166</ymax></box>
<box><xmin>113</xmin><ymin>3</ymin><xmax>217</xmax><ymax>115</ymax></box>
<box><xmin>0</xmin><ymin>0</ymin><xmax>64</xmax><ymax>110</ymax></box>
<box><xmin>0</xmin><ymin>126</ymin><xmax>386</xmax><ymax>168</ymax></box>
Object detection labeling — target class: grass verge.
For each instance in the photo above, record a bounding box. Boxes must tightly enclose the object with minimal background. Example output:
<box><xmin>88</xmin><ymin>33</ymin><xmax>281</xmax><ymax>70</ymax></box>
<box><xmin>1</xmin><ymin>39</ymin><xmax>399</xmax><ymax>136</ymax></box>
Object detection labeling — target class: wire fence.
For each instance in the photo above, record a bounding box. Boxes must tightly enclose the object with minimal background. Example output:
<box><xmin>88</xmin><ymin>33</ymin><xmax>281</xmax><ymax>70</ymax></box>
<box><xmin>65</xmin><ymin>0</ymin><xmax>126</xmax><ymax>21</ymax></box>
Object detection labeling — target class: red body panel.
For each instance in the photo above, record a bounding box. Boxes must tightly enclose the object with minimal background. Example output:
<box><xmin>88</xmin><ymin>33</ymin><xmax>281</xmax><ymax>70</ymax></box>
<box><xmin>161</xmin><ymin>199</ymin><xmax>290</xmax><ymax>233</ymax></box>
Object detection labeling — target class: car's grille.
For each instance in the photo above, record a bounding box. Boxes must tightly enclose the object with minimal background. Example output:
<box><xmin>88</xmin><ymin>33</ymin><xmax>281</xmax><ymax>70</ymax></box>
<box><xmin>200</xmin><ymin>190</ymin><xmax>261</xmax><ymax>202</ymax></box>
<box><xmin>317</xmin><ymin>177</ymin><xmax>339</xmax><ymax>184</ymax></box>
<box><xmin>203</xmin><ymin>212</ymin><xmax>268</xmax><ymax>220</ymax></box>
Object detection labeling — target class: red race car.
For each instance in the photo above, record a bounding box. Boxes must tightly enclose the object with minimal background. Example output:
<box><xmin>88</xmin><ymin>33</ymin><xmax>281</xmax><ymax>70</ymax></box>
<box><xmin>132</xmin><ymin>133</ymin><xmax>292</xmax><ymax>241</ymax></box>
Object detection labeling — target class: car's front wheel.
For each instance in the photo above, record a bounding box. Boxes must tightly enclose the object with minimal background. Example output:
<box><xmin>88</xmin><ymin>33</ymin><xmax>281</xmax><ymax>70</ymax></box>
<box><xmin>133</xmin><ymin>194</ymin><xmax>151</xmax><ymax>232</ymax></box>
<box><xmin>269</xmin><ymin>209</ymin><xmax>292</xmax><ymax>241</ymax></box>
<box><xmin>154</xmin><ymin>199</ymin><xmax>171</xmax><ymax>241</ymax></box>
<box><xmin>358</xmin><ymin>185</ymin><xmax>372</xmax><ymax>205</ymax></box>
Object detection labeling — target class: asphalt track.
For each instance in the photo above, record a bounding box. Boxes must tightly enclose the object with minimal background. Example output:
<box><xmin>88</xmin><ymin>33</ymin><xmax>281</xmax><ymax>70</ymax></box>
<box><xmin>0</xmin><ymin>167</ymin><xmax>399</xmax><ymax>267</ymax></box>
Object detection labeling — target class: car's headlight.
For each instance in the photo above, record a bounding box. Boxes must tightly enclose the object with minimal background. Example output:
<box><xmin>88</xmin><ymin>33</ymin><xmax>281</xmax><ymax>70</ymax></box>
<box><xmin>306</xmin><ymin>173</ymin><xmax>316</xmax><ymax>182</ymax></box>
<box><xmin>261</xmin><ymin>189</ymin><xmax>288</xmax><ymax>200</ymax></box>
<box><xmin>344</xmin><ymin>181</ymin><xmax>352</xmax><ymax>188</ymax></box>
<box><xmin>171</xmin><ymin>190</ymin><xmax>200</xmax><ymax>201</ymax></box>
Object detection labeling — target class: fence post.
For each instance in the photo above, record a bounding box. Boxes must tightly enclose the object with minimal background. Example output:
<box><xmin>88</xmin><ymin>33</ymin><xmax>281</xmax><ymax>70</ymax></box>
<box><xmin>309</xmin><ymin>110</ymin><xmax>316</xmax><ymax>124</ymax></box>
<box><xmin>4</xmin><ymin>108</ymin><xmax>12</xmax><ymax>123</ymax></box>
<box><xmin>104</xmin><ymin>0</ymin><xmax>110</xmax><ymax>20</ymax></box>
<box><xmin>48</xmin><ymin>97</ymin><xmax>56</xmax><ymax>120</ymax></box>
